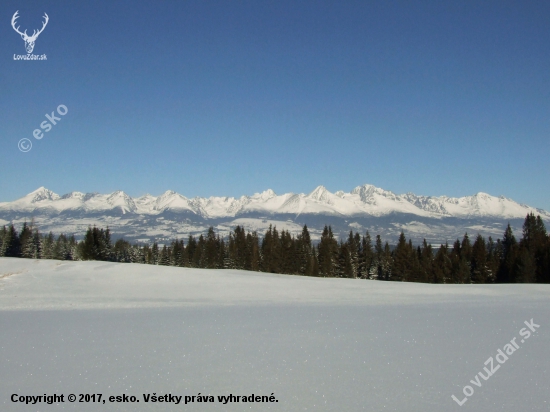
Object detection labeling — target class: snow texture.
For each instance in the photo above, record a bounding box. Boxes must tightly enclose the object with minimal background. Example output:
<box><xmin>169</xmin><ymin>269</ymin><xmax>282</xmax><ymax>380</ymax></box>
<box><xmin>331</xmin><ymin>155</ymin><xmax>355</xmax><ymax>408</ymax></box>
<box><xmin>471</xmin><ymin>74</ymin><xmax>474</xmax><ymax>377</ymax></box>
<box><xmin>1</xmin><ymin>258</ymin><xmax>548</xmax><ymax>411</ymax></box>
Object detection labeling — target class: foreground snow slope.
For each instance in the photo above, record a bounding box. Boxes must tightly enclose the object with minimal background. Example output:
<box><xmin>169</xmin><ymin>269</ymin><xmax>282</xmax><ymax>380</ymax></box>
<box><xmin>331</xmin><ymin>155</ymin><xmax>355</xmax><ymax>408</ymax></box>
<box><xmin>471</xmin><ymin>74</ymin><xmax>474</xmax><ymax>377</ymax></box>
<box><xmin>0</xmin><ymin>258</ymin><xmax>548</xmax><ymax>411</ymax></box>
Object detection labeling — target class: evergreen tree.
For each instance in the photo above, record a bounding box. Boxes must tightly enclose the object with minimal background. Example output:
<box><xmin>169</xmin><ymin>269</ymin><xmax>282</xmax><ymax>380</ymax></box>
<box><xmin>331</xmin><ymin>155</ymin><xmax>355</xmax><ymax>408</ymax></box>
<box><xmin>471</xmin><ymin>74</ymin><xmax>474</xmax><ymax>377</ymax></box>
<box><xmin>535</xmin><ymin>216</ymin><xmax>550</xmax><ymax>283</ymax></box>
<box><xmin>360</xmin><ymin>231</ymin><xmax>374</xmax><ymax>279</ymax></box>
<box><xmin>204</xmin><ymin>227</ymin><xmax>219</xmax><ymax>268</ymax></box>
<box><xmin>541</xmin><ymin>234</ymin><xmax>550</xmax><ymax>283</ymax></box>
<box><xmin>338</xmin><ymin>240</ymin><xmax>353</xmax><ymax>278</ymax></box>
<box><xmin>19</xmin><ymin>222</ymin><xmax>34</xmax><ymax>258</ymax></box>
<box><xmin>471</xmin><ymin>234</ymin><xmax>489</xmax><ymax>283</ymax></box>
<box><xmin>317</xmin><ymin>226</ymin><xmax>338</xmax><ymax>277</ymax></box>
<box><xmin>217</xmin><ymin>237</ymin><xmax>226</xmax><ymax>269</ymax></box>
<box><xmin>171</xmin><ymin>239</ymin><xmax>185</xmax><ymax>267</ymax></box>
<box><xmin>392</xmin><ymin>232</ymin><xmax>410</xmax><ymax>281</ymax></box>
<box><xmin>418</xmin><ymin>239</ymin><xmax>433</xmax><ymax>283</ymax></box>
<box><xmin>0</xmin><ymin>226</ymin><xmax>6</xmax><ymax>256</ymax></box>
<box><xmin>79</xmin><ymin>226</ymin><xmax>94</xmax><ymax>261</ymax></box>
<box><xmin>128</xmin><ymin>243</ymin><xmax>145</xmax><ymax>263</ymax></box>
<box><xmin>486</xmin><ymin>237</ymin><xmax>500</xmax><ymax>283</ymax></box>
<box><xmin>41</xmin><ymin>232</ymin><xmax>55</xmax><ymax>260</ymax></box>
<box><xmin>99</xmin><ymin>227</ymin><xmax>113</xmax><ymax>261</ymax></box>
<box><xmin>449</xmin><ymin>239</ymin><xmax>461</xmax><ymax>283</ymax></box>
<box><xmin>78</xmin><ymin>226</ymin><xmax>112</xmax><ymax>261</ymax></box>
<box><xmin>310</xmin><ymin>251</ymin><xmax>320</xmax><ymax>277</ymax></box>
<box><xmin>193</xmin><ymin>235</ymin><xmax>205</xmax><ymax>267</ymax></box>
<box><xmin>409</xmin><ymin>245</ymin><xmax>423</xmax><ymax>282</ymax></box>
<box><xmin>279</xmin><ymin>230</ymin><xmax>296</xmax><ymax>274</ymax></box>
<box><xmin>520</xmin><ymin>213</ymin><xmax>548</xmax><ymax>283</ymax></box>
<box><xmin>247</xmin><ymin>231</ymin><xmax>261</xmax><ymax>272</ymax></box>
<box><xmin>346</xmin><ymin>231</ymin><xmax>359</xmax><ymax>278</ymax></box>
<box><xmin>113</xmin><ymin>238</ymin><xmax>132</xmax><ymax>262</ymax></box>
<box><xmin>296</xmin><ymin>225</ymin><xmax>314</xmax><ymax>276</ymax></box>
<box><xmin>497</xmin><ymin>224</ymin><xmax>518</xmax><ymax>283</ymax></box>
<box><xmin>380</xmin><ymin>242</ymin><xmax>393</xmax><ymax>280</ymax></box>
<box><xmin>225</xmin><ymin>232</ymin><xmax>237</xmax><ymax>269</ymax></box>
<box><xmin>3</xmin><ymin>224</ymin><xmax>21</xmax><ymax>257</ymax></box>
<box><xmin>432</xmin><ymin>243</ymin><xmax>450</xmax><ymax>283</ymax></box>
<box><xmin>521</xmin><ymin>213</ymin><xmax>546</xmax><ymax>251</ymax></box>
<box><xmin>230</xmin><ymin>226</ymin><xmax>247</xmax><ymax>269</ymax></box>
<box><xmin>515</xmin><ymin>248</ymin><xmax>536</xmax><ymax>283</ymax></box>
<box><xmin>142</xmin><ymin>244</ymin><xmax>151</xmax><ymax>264</ymax></box>
<box><xmin>449</xmin><ymin>239</ymin><xmax>468</xmax><ymax>283</ymax></box>
<box><xmin>261</xmin><ymin>225</ymin><xmax>281</xmax><ymax>273</ymax></box>
<box><xmin>159</xmin><ymin>244</ymin><xmax>171</xmax><ymax>266</ymax></box>
<box><xmin>186</xmin><ymin>235</ymin><xmax>197</xmax><ymax>266</ymax></box>
<box><xmin>33</xmin><ymin>229</ymin><xmax>43</xmax><ymax>259</ymax></box>
<box><xmin>151</xmin><ymin>242</ymin><xmax>159</xmax><ymax>265</ymax></box>
<box><xmin>53</xmin><ymin>234</ymin><xmax>71</xmax><ymax>260</ymax></box>
<box><xmin>458</xmin><ymin>233</ymin><xmax>472</xmax><ymax>282</ymax></box>
<box><xmin>374</xmin><ymin>235</ymin><xmax>384</xmax><ymax>280</ymax></box>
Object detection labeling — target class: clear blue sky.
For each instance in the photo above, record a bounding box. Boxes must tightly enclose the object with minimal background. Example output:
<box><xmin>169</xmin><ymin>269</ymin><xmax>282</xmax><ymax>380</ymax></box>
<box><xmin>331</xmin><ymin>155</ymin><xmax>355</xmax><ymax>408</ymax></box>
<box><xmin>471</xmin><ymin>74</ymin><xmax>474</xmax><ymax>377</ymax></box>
<box><xmin>1</xmin><ymin>0</ymin><xmax>549</xmax><ymax>210</ymax></box>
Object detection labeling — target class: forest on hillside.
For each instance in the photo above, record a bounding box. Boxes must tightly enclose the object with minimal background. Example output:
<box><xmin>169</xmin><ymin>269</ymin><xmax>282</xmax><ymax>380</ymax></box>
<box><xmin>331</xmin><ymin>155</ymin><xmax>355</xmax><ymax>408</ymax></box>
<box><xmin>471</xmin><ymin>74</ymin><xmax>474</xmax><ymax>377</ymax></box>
<box><xmin>1</xmin><ymin>213</ymin><xmax>548</xmax><ymax>283</ymax></box>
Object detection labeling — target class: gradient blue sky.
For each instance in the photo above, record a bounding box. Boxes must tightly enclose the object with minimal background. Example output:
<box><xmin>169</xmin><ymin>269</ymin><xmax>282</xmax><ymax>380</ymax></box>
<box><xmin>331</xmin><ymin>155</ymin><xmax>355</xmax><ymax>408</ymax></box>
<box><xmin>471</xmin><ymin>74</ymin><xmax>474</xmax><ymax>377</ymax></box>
<box><xmin>1</xmin><ymin>0</ymin><xmax>549</xmax><ymax>210</ymax></box>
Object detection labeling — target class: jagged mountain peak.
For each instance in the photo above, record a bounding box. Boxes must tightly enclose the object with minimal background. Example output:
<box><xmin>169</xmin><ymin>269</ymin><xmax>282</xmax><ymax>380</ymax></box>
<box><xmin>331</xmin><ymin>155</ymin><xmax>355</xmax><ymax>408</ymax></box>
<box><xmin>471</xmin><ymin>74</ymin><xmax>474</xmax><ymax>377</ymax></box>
<box><xmin>105</xmin><ymin>191</ymin><xmax>136</xmax><ymax>214</ymax></box>
<box><xmin>61</xmin><ymin>191</ymin><xmax>86</xmax><ymax>200</ymax></box>
<box><xmin>159</xmin><ymin>190</ymin><xmax>178</xmax><ymax>197</ymax></box>
<box><xmin>350</xmin><ymin>184</ymin><xmax>388</xmax><ymax>204</ymax></box>
<box><xmin>256</xmin><ymin>189</ymin><xmax>276</xmax><ymax>200</ymax></box>
<box><xmin>307</xmin><ymin>185</ymin><xmax>332</xmax><ymax>201</ymax></box>
<box><xmin>107</xmin><ymin>190</ymin><xmax>131</xmax><ymax>199</ymax></box>
<box><xmin>26</xmin><ymin>187</ymin><xmax>60</xmax><ymax>202</ymax></box>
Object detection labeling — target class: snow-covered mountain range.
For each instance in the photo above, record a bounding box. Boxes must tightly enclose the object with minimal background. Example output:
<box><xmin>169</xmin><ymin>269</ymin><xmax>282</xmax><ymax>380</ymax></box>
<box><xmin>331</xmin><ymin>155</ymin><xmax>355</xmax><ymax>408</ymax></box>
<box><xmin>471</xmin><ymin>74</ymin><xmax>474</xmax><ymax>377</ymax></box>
<box><xmin>1</xmin><ymin>185</ymin><xmax>548</xmax><ymax>244</ymax></box>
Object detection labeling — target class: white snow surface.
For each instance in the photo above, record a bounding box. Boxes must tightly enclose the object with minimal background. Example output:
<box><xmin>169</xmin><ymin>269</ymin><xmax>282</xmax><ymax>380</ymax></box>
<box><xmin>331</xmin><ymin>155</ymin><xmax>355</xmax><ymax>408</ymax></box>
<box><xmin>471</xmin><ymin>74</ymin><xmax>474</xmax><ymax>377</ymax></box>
<box><xmin>1</xmin><ymin>184</ymin><xmax>548</xmax><ymax>219</ymax></box>
<box><xmin>0</xmin><ymin>258</ymin><xmax>548</xmax><ymax>411</ymax></box>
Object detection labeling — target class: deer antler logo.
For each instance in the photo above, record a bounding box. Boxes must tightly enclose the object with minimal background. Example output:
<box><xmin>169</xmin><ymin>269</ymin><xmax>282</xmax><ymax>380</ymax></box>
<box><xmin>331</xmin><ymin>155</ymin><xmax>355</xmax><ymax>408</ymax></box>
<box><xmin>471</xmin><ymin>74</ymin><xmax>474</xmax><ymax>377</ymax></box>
<box><xmin>11</xmin><ymin>11</ymin><xmax>49</xmax><ymax>54</ymax></box>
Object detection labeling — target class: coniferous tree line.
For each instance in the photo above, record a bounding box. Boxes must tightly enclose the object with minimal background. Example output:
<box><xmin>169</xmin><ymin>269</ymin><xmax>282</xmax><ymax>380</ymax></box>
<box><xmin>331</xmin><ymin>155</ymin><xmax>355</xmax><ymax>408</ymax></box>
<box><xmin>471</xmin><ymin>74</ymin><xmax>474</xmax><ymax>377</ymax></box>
<box><xmin>0</xmin><ymin>221</ymin><xmax>79</xmax><ymax>261</ymax></box>
<box><xmin>1</xmin><ymin>213</ymin><xmax>549</xmax><ymax>283</ymax></box>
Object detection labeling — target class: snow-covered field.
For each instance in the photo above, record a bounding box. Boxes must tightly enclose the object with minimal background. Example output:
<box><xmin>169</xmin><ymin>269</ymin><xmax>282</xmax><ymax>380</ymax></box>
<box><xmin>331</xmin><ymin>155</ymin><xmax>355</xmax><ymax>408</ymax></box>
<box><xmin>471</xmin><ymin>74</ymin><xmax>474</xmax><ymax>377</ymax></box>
<box><xmin>0</xmin><ymin>258</ymin><xmax>548</xmax><ymax>411</ymax></box>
